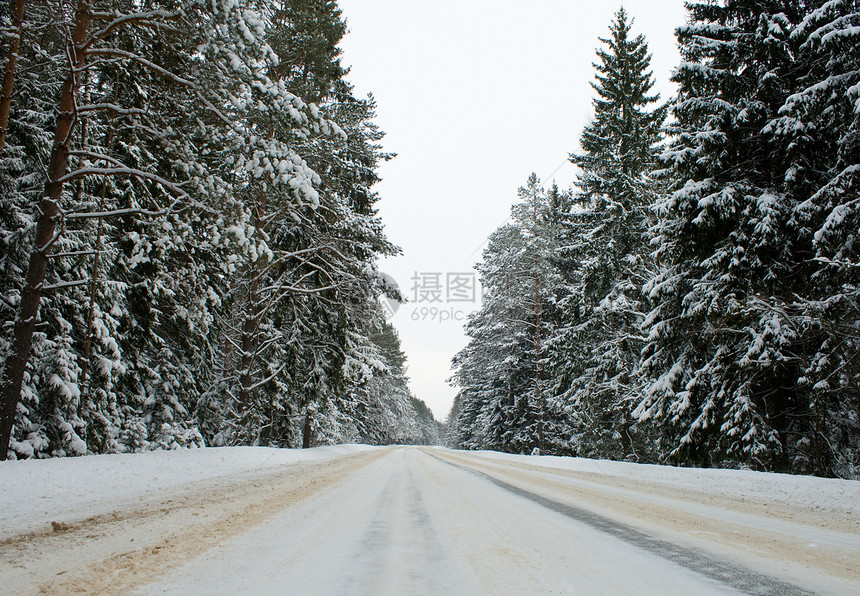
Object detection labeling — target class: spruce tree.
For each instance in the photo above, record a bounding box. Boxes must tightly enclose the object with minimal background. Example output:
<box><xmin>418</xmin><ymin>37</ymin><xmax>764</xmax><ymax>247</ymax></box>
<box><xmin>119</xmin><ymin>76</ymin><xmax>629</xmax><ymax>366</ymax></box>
<box><xmin>777</xmin><ymin>0</ymin><xmax>860</xmax><ymax>476</ymax></box>
<box><xmin>635</xmin><ymin>0</ymin><xmax>860</xmax><ymax>475</ymax></box>
<box><xmin>451</xmin><ymin>175</ymin><xmax>570</xmax><ymax>454</ymax></box>
<box><xmin>550</xmin><ymin>8</ymin><xmax>665</xmax><ymax>460</ymax></box>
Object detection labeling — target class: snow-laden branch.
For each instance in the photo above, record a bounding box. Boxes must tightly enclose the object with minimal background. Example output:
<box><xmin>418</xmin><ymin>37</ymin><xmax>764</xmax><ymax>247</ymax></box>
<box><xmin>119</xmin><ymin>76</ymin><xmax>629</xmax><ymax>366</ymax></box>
<box><xmin>273</xmin><ymin>281</ymin><xmax>342</xmax><ymax>296</ymax></box>
<box><xmin>58</xmin><ymin>166</ymin><xmax>188</xmax><ymax>199</ymax></box>
<box><xmin>76</xmin><ymin>103</ymin><xmax>148</xmax><ymax>116</ymax></box>
<box><xmin>39</xmin><ymin>279</ymin><xmax>101</xmax><ymax>291</ymax></box>
<box><xmin>246</xmin><ymin>364</ymin><xmax>286</xmax><ymax>392</ymax></box>
<box><xmin>64</xmin><ymin>206</ymin><xmax>169</xmax><ymax>220</ymax></box>
<box><xmin>85</xmin><ymin>48</ymin><xmax>194</xmax><ymax>87</ymax></box>
<box><xmin>85</xmin><ymin>10</ymin><xmax>182</xmax><ymax>50</ymax></box>
<box><xmin>193</xmin><ymin>89</ymin><xmax>245</xmax><ymax>132</ymax></box>
<box><xmin>70</xmin><ymin>149</ymin><xmax>131</xmax><ymax>168</ymax></box>
<box><xmin>258</xmin><ymin>268</ymin><xmax>318</xmax><ymax>295</ymax></box>
<box><xmin>46</xmin><ymin>249</ymin><xmax>100</xmax><ymax>259</ymax></box>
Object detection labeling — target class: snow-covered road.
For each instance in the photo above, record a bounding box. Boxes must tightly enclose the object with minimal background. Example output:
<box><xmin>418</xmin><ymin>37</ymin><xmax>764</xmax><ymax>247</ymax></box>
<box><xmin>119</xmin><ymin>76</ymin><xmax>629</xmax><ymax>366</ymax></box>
<box><xmin>3</xmin><ymin>446</ymin><xmax>859</xmax><ymax>595</ymax></box>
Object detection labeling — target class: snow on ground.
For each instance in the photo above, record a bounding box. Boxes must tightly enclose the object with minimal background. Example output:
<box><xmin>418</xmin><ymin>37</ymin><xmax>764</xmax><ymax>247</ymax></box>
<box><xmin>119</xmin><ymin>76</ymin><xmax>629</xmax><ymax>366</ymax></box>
<box><xmin>3</xmin><ymin>446</ymin><xmax>859</xmax><ymax>595</ymax></box>
<box><xmin>4</xmin><ymin>444</ymin><xmax>858</xmax><ymax>538</ymax></box>
<box><xmin>471</xmin><ymin>449</ymin><xmax>860</xmax><ymax>516</ymax></box>
<box><xmin>139</xmin><ymin>448</ymin><xmax>744</xmax><ymax>596</ymax></box>
<box><xmin>0</xmin><ymin>444</ymin><xmax>378</xmax><ymax>535</ymax></box>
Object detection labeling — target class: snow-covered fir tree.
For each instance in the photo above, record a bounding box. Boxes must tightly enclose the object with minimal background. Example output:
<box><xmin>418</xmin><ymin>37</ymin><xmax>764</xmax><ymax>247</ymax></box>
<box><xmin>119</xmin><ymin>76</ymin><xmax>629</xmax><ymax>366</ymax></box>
<box><xmin>0</xmin><ymin>0</ymin><xmax>402</xmax><ymax>458</ymax></box>
<box><xmin>450</xmin><ymin>175</ymin><xmax>571</xmax><ymax>454</ymax></box>
<box><xmin>408</xmin><ymin>396</ymin><xmax>442</xmax><ymax>445</ymax></box>
<box><xmin>546</xmin><ymin>8</ymin><xmax>666</xmax><ymax>461</ymax></box>
<box><xmin>637</xmin><ymin>0</ymin><xmax>859</xmax><ymax>476</ymax></box>
<box><xmin>773</xmin><ymin>0</ymin><xmax>860</xmax><ymax>476</ymax></box>
<box><xmin>450</xmin><ymin>223</ymin><xmax>532</xmax><ymax>451</ymax></box>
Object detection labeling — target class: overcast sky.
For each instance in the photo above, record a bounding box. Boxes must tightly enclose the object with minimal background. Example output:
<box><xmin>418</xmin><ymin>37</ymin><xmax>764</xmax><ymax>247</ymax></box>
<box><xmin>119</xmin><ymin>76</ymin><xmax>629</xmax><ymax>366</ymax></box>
<box><xmin>337</xmin><ymin>0</ymin><xmax>689</xmax><ymax>421</ymax></box>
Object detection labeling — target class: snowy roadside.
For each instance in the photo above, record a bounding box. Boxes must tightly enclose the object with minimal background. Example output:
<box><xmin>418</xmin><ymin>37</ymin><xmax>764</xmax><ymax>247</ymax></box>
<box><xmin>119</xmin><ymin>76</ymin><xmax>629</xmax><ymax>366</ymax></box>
<box><xmin>4</xmin><ymin>444</ymin><xmax>857</xmax><ymax>538</ymax></box>
<box><xmin>461</xmin><ymin>449</ymin><xmax>860</xmax><ymax>517</ymax></box>
<box><xmin>3</xmin><ymin>446</ymin><xmax>859</xmax><ymax>595</ymax></box>
<box><xmin>0</xmin><ymin>444</ymin><xmax>379</xmax><ymax>536</ymax></box>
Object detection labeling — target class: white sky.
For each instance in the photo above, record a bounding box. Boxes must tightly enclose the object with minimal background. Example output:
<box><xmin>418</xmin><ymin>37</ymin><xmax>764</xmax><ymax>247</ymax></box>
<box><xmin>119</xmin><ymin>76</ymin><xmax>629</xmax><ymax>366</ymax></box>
<box><xmin>337</xmin><ymin>0</ymin><xmax>688</xmax><ymax>421</ymax></box>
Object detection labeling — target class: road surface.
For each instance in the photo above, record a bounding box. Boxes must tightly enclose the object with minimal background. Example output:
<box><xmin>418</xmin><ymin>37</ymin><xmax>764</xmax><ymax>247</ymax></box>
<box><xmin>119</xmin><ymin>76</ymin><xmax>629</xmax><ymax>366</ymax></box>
<box><xmin>3</xmin><ymin>447</ymin><xmax>859</xmax><ymax>594</ymax></box>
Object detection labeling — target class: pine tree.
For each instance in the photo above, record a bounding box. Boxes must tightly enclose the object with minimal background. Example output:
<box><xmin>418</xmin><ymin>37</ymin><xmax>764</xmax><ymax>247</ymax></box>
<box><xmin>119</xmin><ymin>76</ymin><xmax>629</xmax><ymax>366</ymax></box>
<box><xmin>451</xmin><ymin>175</ymin><xmax>570</xmax><ymax>454</ymax></box>
<box><xmin>0</xmin><ymin>0</ymin><xmax>339</xmax><ymax>458</ymax></box>
<box><xmin>217</xmin><ymin>0</ymin><xmax>398</xmax><ymax>447</ymax></box>
<box><xmin>549</xmin><ymin>8</ymin><xmax>665</xmax><ymax>460</ymax></box>
<box><xmin>0</xmin><ymin>1</ymin><xmax>67</xmax><ymax>457</ymax></box>
<box><xmin>636</xmin><ymin>0</ymin><xmax>860</xmax><ymax>475</ymax></box>
<box><xmin>776</xmin><ymin>0</ymin><xmax>860</xmax><ymax>476</ymax></box>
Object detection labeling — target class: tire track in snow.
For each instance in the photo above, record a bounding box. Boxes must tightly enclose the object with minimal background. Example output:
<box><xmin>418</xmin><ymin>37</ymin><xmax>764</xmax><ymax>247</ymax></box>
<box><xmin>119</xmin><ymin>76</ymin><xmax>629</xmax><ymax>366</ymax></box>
<box><xmin>341</xmin><ymin>450</ymin><xmax>450</xmax><ymax>594</ymax></box>
<box><xmin>425</xmin><ymin>450</ymin><xmax>813</xmax><ymax>596</ymax></box>
<box><xmin>430</xmin><ymin>449</ymin><xmax>860</xmax><ymax>585</ymax></box>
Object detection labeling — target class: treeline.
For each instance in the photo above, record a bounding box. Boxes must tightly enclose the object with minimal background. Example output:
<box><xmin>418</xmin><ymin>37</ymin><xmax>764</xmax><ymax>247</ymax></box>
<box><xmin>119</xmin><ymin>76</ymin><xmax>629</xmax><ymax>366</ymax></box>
<box><xmin>0</xmin><ymin>0</ymin><xmax>438</xmax><ymax>460</ymax></box>
<box><xmin>448</xmin><ymin>3</ymin><xmax>859</xmax><ymax>478</ymax></box>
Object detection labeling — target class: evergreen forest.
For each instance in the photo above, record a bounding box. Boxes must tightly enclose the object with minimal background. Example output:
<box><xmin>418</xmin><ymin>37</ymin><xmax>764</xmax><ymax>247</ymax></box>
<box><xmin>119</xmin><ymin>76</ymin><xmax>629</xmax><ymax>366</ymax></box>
<box><xmin>0</xmin><ymin>0</ymin><xmax>439</xmax><ymax>459</ymax></box>
<box><xmin>448</xmin><ymin>3</ymin><xmax>860</xmax><ymax>479</ymax></box>
<box><xmin>1</xmin><ymin>1</ymin><xmax>857</xmax><ymax>480</ymax></box>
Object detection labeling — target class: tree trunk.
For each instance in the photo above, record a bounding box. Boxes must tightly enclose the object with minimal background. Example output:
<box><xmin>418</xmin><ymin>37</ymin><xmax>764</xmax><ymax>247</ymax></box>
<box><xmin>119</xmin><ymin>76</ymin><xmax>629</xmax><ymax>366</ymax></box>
<box><xmin>0</xmin><ymin>0</ymin><xmax>27</xmax><ymax>150</ymax></box>
<box><xmin>533</xmin><ymin>216</ymin><xmax>544</xmax><ymax>452</ymax></box>
<box><xmin>237</xmin><ymin>271</ymin><xmax>259</xmax><ymax>414</ymax></box>
<box><xmin>78</xmin><ymin>212</ymin><xmax>104</xmax><ymax>402</ymax></box>
<box><xmin>78</xmin><ymin>118</ymin><xmax>111</xmax><ymax>404</ymax></box>
<box><xmin>302</xmin><ymin>414</ymin><xmax>312</xmax><ymax>448</ymax></box>
<box><xmin>619</xmin><ymin>417</ymin><xmax>632</xmax><ymax>458</ymax></box>
<box><xmin>0</xmin><ymin>0</ymin><xmax>92</xmax><ymax>460</ymax></box>
<box><xmin>237</xmin><ymin>188</ymin><xmax>268</xmax><ymax>432</ymax></box>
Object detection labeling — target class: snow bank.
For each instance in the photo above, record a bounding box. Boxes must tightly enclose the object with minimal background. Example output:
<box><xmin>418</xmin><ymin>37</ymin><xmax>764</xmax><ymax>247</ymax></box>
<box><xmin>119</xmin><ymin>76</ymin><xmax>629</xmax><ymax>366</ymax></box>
<box><xmin>0</xmin><ymin>444</ymin><xmax>377</xmax><ymax>535</ymax></box>
<box><xmin>5</xmin><ymin>445</ymin><xmax>857</xmax><ymax>538</ymax></box>
<box><xmin>471</xmin><ymin>450</ymin><xmax>860</xmax><ymax>516</ymax></box>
